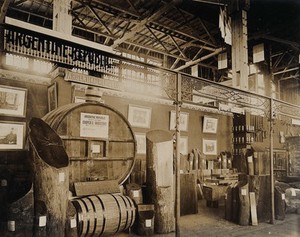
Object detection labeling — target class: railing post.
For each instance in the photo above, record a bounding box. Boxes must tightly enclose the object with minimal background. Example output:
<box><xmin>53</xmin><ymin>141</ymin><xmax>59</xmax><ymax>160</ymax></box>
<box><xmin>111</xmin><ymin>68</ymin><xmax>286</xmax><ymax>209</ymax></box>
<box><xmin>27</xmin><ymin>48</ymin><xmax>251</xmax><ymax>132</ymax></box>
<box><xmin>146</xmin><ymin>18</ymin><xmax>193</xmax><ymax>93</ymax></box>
<box><xmin>175</xmin><ymin>73</ymin><xmax>182</xmax><ymax>237</ymax></box>
<box><xmin>269</xmin><ymin>98</ymin><xmax>275</xmax><ymax>224</ymax></box>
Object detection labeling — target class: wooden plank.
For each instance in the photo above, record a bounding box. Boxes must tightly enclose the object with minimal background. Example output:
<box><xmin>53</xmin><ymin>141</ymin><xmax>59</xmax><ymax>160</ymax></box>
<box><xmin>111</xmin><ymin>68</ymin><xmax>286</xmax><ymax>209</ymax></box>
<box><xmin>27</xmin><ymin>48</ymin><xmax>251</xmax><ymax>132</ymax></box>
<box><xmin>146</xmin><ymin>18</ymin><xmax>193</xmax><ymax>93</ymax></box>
<box><xmin>74</xmin><ymin>180</ymin><xmax>120</xmax><ymax>196</ymax></box>
<box><xmin>180</xmin><ymin>173</ymin><xmax>198</xmax><ymax>216</ymax></box>
<box><xmin>249</xmin><ymin>192</ymin><xmax>258</xmax><ymax>225</ymax></box>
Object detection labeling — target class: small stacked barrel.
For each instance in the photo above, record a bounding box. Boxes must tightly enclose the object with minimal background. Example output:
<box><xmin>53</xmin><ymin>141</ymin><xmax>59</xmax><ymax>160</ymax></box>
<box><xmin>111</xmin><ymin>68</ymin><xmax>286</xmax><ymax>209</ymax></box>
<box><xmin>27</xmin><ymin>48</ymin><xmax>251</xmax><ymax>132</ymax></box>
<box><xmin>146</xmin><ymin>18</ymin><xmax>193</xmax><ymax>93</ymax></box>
<box><xmin>72</xmin><ymin>194</ymin><xmax>136</xmax><ymax>236</ymax></box>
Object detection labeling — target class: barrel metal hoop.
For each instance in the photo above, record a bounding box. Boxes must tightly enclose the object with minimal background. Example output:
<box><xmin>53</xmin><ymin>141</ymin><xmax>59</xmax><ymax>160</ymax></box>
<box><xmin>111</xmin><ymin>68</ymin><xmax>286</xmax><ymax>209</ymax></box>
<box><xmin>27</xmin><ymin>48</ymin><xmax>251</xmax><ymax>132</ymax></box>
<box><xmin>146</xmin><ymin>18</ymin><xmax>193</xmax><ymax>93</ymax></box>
<box><xmin>81</xmin><ymin>199</ymin><xmax>90</xmax><ymax>237</ymax></box>
<box><xmin>110</xmin><ymin>194</ymin><xmax>122</xmax><ymax>234</ymax></box>
<box><xmin>117</xmin><ymin>194</ymin><xmax>130</xmax><ymax>230</ymax></box>
<box><xmin>86</xmin><ymin>196</ymin><xmax>97</xmax><ymax>236</ymax></box>
<box><xmin>95</xmin><ymin>195</ymin><xmax>106</xmax><ymax>236</ymax></box>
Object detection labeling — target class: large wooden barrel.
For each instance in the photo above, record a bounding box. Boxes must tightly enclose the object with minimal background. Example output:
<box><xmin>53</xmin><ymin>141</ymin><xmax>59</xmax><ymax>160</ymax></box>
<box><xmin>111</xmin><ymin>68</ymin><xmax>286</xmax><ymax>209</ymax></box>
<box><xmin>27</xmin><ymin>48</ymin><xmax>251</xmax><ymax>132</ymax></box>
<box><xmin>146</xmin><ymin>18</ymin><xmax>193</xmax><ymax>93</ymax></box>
<box><xmin>72</xmin><ymin>193</ymin><xmax>136</xmax><ymax>236</ymax></box>
<box><xmin>42</xmin><ymin>102</ymin><xmax>136</xmax><ymax>195</ymax></box>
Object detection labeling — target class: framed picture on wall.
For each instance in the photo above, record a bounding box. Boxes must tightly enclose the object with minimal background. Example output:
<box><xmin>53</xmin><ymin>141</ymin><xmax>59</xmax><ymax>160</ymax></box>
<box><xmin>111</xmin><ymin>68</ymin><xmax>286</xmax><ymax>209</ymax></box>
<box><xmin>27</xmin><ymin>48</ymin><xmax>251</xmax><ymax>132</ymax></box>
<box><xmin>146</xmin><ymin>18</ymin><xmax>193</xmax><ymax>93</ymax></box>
<box><xmin>48</xmin><ymin>82</ymin><xmax>58</xmax><ymax>111</ymax></box>
<box><xmin>169</xmin><ymin>110</ymin><xmax>189</xmax><ymax>132</ymax></box>
<box><xmin>203</xmin><ymin>139</ymin><xmax>217</xmax><ymax>155</ymax></box>
<box><xmin>179</xmin><ymin>136</ymin><xmax>188</xmax><ymax>155</ymax></box>
<box><xmin>0</xmin><ymin>121</ymin><xmax>26</xmax><ymax>150</ymax></box>
<box><xmin>128</xmin><ymin>104</ymin><xmax>152</xmax><ymax>128</ymax></box>
<box><xmin>203</xmin><ymin>116</ymin><xmax>218</xmax><ymax>134</ymax></box>
<box><xmin>135</xmin><ymin>133</ymin><xmax>146</xmax><ymax>154</ymax></box>
<box><xmin>0</xmin><ymin>85</ymin><xmax>27</xmax><ymax>117</ymax></box>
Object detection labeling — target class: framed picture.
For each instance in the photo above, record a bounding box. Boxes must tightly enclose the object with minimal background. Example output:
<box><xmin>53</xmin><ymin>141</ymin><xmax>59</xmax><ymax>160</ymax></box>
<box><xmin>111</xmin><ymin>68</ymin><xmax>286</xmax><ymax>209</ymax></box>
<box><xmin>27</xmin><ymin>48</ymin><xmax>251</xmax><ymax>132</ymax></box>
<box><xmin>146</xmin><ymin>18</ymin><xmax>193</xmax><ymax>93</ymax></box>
<box><xmin>128</xmin><ymin>104</ymin><xmax>152</xmax><ymax>128</ymax></box>
<box><xmin>179</xmin><ymin>136</ymin><xmax>188</xmax><ymax>155</ymax></box>
<box><xmin>48</xmin><ymin>82</ymin><xmax>58</xmax><ymax>111</ymax></box>
<box><xmin>135</xmin><ymin>133</ymin><xmax>146</xmax><ymax>154</ymax></box>
<box><xmin>169</xmin><ymin>111</ymin><xmax>189</xmax><ymax>132</ymax></box>
<box><xmin>203</xmin><ymin>139</ymin><xmax>217</xmax><ymax>155</ymax></box>
<box><xmin>203</xmin><ymin>116</ymin><xmax>218</xmax><ymax>134</ymax></box>
<box><xmin>0</xmin><ymin>121</ymin><xmax>25</xmax><ymax>150</ymax></box>
<box><xmin>0</xmin><ymin>85</ymin><xmax>27</xmax><ymax>117</ymax></box>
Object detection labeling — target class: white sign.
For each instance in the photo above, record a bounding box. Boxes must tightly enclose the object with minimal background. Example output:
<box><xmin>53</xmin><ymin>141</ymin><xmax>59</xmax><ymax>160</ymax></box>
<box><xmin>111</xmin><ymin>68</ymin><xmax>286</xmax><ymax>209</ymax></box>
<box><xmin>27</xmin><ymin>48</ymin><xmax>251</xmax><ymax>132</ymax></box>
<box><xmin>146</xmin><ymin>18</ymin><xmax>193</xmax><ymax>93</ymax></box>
<box><xmin>133</xmin><ymin>190</ymin><xmax>139</xmax><ymax>198</ymax></box>
<box><xmin>70</xmin><ymin>218</ymin><xmax>77</xmax><ymax>228</ymax></box>
<box><xmin>39</xmin><ymin>216</ymin><xmax>47</xmax><ymax>227</ymax></box>
<box><xmin>91</xmin><ymin>144</ymin><xmax>101</xmax><ymax>153</ymax></box>
<box><xmin>7</xmin><ymin>221</ymin><xmax>15</xmax><ymax>231</ymax></box>
<box><xmin>59</xmin><ymin>172</ymin><xmax>65</xmax><ymax>182</ymax></box>
<box><xmin>80</xmin><ymin>113</ymin><xmax>109</xmax><ymax>138</ymax></box>
<box><xmin>292</xmin><ymin>119</ymin><xmax>300</xmax><ymax>126</ymax></box>
<box><xmin>145</xmin><ymin>219</ymin><xmax>152</xmax><ymax>227</ymax></box>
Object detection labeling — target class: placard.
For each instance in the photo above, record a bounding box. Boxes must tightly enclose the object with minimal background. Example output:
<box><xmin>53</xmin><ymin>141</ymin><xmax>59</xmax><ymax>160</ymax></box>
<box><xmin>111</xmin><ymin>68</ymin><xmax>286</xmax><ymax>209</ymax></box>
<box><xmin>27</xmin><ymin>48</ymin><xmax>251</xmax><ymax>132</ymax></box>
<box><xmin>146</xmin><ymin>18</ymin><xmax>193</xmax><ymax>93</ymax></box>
<box><xmin>145</xmin><ymin>219</ymin><xmax>152</xmax><ymax>227</ymax></box>
<box><xmin>70</xmin><ymin>218</ymin><xmax>77</xmax><ymax>228</ymax></box>
<box><xmin>91</xmin><ymin>144</ymin><xmax>101</xmax><ymax>153</ymax></box>
<box><xmin>59</xmin><ymin>172</ymin><xmax>65</xmax><ymax>182</ymax></box>
<box><xmin>39</xmin><ymin>216</ymin><xmax>47</xmax><ymax>227</ymax></box>
<box><xmin>80</xmin><ymin>113</ymin><xmax>109</xmax><ymax>138</ymax></box>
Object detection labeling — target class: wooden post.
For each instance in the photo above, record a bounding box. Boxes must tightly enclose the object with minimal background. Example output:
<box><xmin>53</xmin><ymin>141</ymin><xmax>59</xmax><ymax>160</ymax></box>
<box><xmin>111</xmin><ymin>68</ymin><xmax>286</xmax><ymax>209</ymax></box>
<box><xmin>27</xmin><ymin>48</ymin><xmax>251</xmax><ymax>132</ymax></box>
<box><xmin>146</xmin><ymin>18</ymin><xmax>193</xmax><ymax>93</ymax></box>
<box><xmin>146</xmin><ymin>130</ymin><xmax>175</xmax><ymax>234</ymax></box>
<box><xmin>231</xmin><ymin>9</ymin><xmax>249</xmax><ymax>90</ymax></box>
<box><xmin>269</xmin><ymin>98</ymin><xmax>275</xmax><ymax>224</ymax></box>
<box><xmin>175</xmin><ymin>73</ymin><xmax>182</xmax><ymax>237</ymax></box>
<box><xmin>29</xmin><ymin>118</ymin><xmax>69</xmax><ymax>237</ymax></box>
<box><xmin>238</xmin><ymin>182</ymin><xmax>249</xmax><ymax>226</ymax></box>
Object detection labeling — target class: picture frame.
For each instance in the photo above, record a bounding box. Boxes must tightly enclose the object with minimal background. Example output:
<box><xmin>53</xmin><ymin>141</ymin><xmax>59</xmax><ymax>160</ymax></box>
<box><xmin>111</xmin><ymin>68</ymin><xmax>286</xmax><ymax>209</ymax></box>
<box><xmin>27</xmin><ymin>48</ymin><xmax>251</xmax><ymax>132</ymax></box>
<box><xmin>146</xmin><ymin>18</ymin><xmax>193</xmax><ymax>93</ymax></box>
<box><xmin>0</xmin><ymin>121</ymin><xmax>26</xmax><ymax>150</ymax></box>
<box><xmin>128</xmin><ymin>104</ymin><xmax>152</xmax><ymax>128</ymax></box>
<box><xmin>135</xmin><ymin>133</ymin><xmax>146</xmax><ymax>154</ymax></box>
<box><xmin>0</xmin><ymin>85</ymin><xmax>27</xmax><ymax>117</ymax></box>
<box><xmin>203</xmin><ymin>139</ymin><xmax>217</xmax><ymax>155</ymax></box>
<box><xmin>48</xmin><ymin>82</ymin><xmax>58</xmax><ymax>112</ymax></box>
<box><xmin>179</xmin><ymin>136</ymin><xmax>188</xmax><ymax>155</ymax></box>
<box><xmin>203</xmin><ymin>116</ymin><xmax>218</xmax><ymax>134</ymax></box>
<box><xmin>169</xmin><ymin>110</ymin><xmax>189</xmax><ymax>132</ymax></box>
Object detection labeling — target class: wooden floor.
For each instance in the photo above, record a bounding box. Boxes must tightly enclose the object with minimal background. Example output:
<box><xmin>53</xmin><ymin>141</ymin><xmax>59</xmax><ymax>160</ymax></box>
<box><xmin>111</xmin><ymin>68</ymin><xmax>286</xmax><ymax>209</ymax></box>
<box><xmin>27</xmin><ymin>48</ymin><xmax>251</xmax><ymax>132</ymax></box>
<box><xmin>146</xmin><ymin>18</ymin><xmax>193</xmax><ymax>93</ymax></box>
<box><xmin>118</xmin><ymin>200</ymin><xmax>300</xmax><ymax>237</ymax></box>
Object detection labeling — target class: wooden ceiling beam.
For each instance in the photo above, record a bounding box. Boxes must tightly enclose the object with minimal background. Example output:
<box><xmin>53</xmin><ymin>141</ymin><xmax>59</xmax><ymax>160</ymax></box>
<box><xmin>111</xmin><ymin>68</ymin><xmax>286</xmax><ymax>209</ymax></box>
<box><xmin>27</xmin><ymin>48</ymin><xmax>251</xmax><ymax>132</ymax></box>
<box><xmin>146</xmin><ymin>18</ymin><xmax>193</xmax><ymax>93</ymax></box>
<box><xmin>0</xmin><ymin>0</ymin><xmax>12</xmax><ymax>23</ymax></box>
<box><xmin>274</xmin><ymin>67</ymin><xmax>299</xmax><ymax>76</ymax></box>
<box><xmin>174</xmin><ymin>47</ymin><xmax>223</xmax><ymax>71</ymax></box>
<box><xmin>192</xmin><ymin>0</ymin><xmax>227</xmax><ymax>6</ymax></box>
<box><xmin>175</xmin><ymin>6</ymin><xmax>217</xmax><ymax>46</ymax></box>
<box><xmin>73</xmin><ymin>0</ymin><xmax>140</xmax><ymax>18</ymax></box>
<box><xmin>148</xmin><ymin>24</ymin><xmax>216</xmax><ymax>51</ymax></box>
<box><xmin>146</xmin><ymin>26</ymin><xmax>170</xmax><ymax>53</ymax></box>
<box><xmin>112</xmin><ymin>0</ymin><xmax>180</xmax><ymax>49</ymax></box>
<box><xmin>86</xmin><ymin>4</ymin><xmax>113</xmax><ymax>35</ymax></box>
<box><xmin>125</xmin><ymin>0</ymin><xmax>140</xmax><ymax>16</ymax></box>
<box><xmin>169</xmin><ymin>35</ymin><xmax>187</xmax><ymax>59</ymax></box>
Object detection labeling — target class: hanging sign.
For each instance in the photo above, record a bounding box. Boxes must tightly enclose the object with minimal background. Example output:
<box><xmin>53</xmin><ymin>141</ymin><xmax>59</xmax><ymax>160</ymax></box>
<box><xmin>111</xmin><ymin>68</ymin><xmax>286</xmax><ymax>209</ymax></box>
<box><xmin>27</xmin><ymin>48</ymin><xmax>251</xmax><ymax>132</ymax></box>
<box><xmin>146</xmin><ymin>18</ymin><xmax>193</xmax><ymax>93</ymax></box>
<box><xmin>80</xmin><ymin>113</ymin><xmax>109</xmax><ymax>138</ymax></box>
